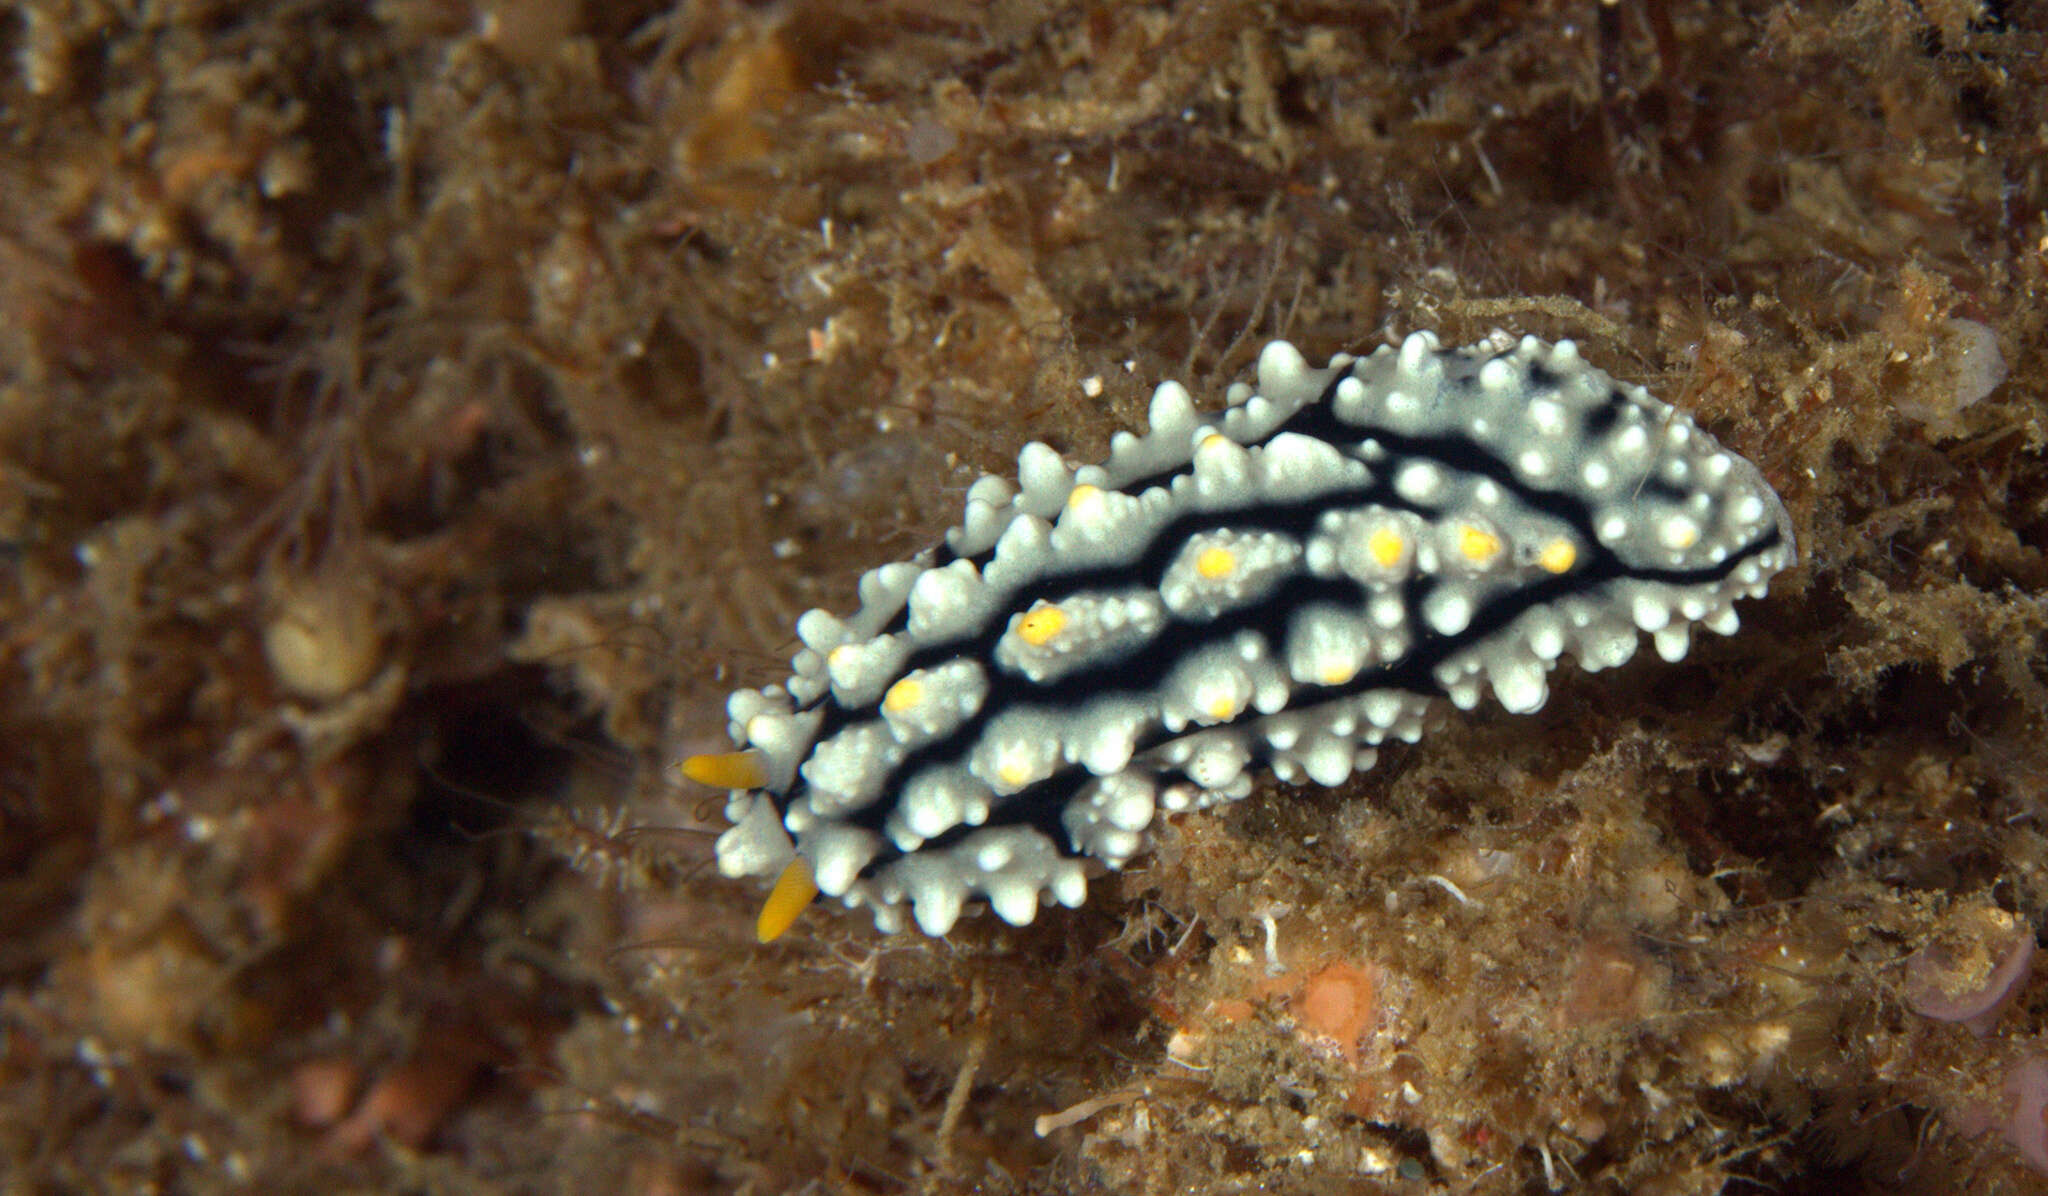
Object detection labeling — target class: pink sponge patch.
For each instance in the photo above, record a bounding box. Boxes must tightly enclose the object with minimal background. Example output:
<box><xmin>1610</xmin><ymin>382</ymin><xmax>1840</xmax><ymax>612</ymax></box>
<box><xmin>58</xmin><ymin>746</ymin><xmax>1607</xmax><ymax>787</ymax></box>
<box><xmin>2003</xmin><ymin>1056</ymin><xmax>2048</xmax><ymax>1175</ymax></box>
<box><xmin>1905</xmin><ymin>910</ymin><xmax>2036</xmax><ymax>1036</ymax></box>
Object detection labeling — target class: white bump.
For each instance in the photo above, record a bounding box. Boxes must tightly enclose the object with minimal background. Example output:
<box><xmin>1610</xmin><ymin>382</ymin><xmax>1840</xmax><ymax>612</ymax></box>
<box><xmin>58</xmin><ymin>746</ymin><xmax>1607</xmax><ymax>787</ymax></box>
<box><xmin>1424</xmin><ymin>589</ymin><xmax>1474</xmax><ymax>636</ymax></box>
<box><xmin>988</xmin><ymin>881</ymin><xmax>1039</xmax><ymax>927</ymax></box>
<box><xmin>1489</xmin><ymin>659</ymin><xmax>1548</xmax><ymax>714</ymax></box>
<box><xmin>911</xmin><ymin>878</ymin><xmax>965</xmax><ymax>936</ymax></box>
<box><xmin>812</xmin><ymin>829</ymin><xmax>880</xmax><ymax>895</ymax></box>
<box><xmin>1053</xmin><ymin>865</ymin><xmax>1088</xmax><ymax>907</ymax></box>
<box><xmin>1526</xmin><ymin>619</ymin><xmax>1564</xmax><ymax>661</ymax></box>
<box><xmin>1659</xmin><ymin>515</ymin><xmax>1701</xmax><ymax>551</ymax></box>
<box><xmin>1014</xmin><ymin>444</ymin><xmax>1073</xmax><ymax>517</ymax></box>
<box><xmin>1148</xmin><ymin>381</ymin><xmax>1196</xmax><ymax>433</ymax></box>
<box><xmin>1256</xmin><ymin>339</ymin><xmax>1311</xmax><ymax>394</ymax></box>
<box><xmin>1395</xmin><ymin>462</ymin><xmax>1442</xmax><ymax>502</ymax></box>
<box><xmin>1653</xmin><ymin>624</ymin><xmax>1691</xmax><ymax>662</ymax></box>
<box><xmin>1399</xmin><ymin>331</ymin><xmax>1434</xmax><ymax>372</ymax></box>
<box><xmin>1303</xmin><ymin>740</ymin><xmax>1353</xmax><ymax>786</ymax></box>
<box><xmin>1632</xmin><ymin>592</ymin><xmax>1671</xmax><ymax>632</ymax></box>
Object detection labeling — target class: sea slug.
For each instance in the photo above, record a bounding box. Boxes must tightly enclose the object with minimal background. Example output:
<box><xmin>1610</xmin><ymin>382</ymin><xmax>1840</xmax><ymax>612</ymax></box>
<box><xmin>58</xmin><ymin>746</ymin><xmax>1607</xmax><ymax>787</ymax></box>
<box><xmin>685</xmin><ymin>332</ymin><xmax>1796</xmax><ymax>938</ymax></box>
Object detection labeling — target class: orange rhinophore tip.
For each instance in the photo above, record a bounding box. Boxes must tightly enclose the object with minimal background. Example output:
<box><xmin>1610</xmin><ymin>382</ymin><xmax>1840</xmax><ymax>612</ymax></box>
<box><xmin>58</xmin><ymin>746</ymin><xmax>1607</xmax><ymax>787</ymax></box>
<box><xmin>756</xmin><ymin>857</ymin><xmax>818</xmax><ymax>942</ymax></box>
<box><xmin>681</xmin><ymin>750</ymin><xmax>766</xmax><ymax>789</ymax></box>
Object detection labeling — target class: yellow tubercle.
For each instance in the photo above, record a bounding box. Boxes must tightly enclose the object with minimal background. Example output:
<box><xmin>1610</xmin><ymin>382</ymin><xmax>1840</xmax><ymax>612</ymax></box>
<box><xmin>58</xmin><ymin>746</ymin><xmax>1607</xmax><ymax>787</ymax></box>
<box><xmin>1367</xmin><ymin>527</ymin><xmax>1406</xmax><ymax>568</ymax></box>
<box><xmin>1066</xmin><ymin>483</ymin><xmax>1102</xmax><ymax>509</ymax></box>
<box><xmin>1195</xmin><ymin>545</ymin><xmax>1237</xmax><ymax>579</ymax></box>
<box><xmin>1320</xmin><ymin>661</ymin><xmax>1358</xmax><ymax>686</ymax></box>
<box><xmin>1458</xmin><ymin>524</ymin><xmax>1503</xmax><ymax>563</ymax></box>
<box><xmin>1538</xmin><ymin>538</ymin><xmax>1578</xmax><ymax>574</ymax></box>
<box><xmin>883</xmin><ymin>676</ymin><xmax>925</xmax><ymax>712</ymax></box>
<box><xmin>756</xmin><ymin>857</ymin><xmax>818</xmax><ymax>943</ymax></box>
<box><xmin>1017</xmin><ymin>604</ymin><xmax>1068</xmax><ymax>646</ymax></box>
<box><xmin>681</xmin><ymin>750</ymin><xmax>767</xmax><ymax>790</ymax></box>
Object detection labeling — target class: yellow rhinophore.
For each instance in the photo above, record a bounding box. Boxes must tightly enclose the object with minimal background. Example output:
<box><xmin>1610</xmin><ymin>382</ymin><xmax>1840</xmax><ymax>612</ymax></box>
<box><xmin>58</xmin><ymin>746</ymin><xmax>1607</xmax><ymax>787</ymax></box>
<box><xmin>681</xmin><ymin>750</ymin><xmax>767</xmax><ymax>790</ymax></box>
<box><xmin>756</xmin><ymin>857</ymin><xmax>818</xmax><ymax>942</ymax></box>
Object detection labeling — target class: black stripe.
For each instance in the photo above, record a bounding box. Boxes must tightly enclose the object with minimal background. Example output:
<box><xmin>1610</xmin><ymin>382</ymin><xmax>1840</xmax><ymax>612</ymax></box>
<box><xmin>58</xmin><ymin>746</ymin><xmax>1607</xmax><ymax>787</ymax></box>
<box><xmin>851</xmin><ymin>521</ymin><xmax>1782</xmax><ymax>873</ymax></box>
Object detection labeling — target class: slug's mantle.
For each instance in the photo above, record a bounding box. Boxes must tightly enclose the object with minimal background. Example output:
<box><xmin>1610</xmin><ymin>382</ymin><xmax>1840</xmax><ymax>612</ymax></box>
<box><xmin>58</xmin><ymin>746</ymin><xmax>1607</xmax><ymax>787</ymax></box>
<box><xmin>687</xmin><ymin>332</ymin><xmax>1796</xmax><ymax>938</ymax></box>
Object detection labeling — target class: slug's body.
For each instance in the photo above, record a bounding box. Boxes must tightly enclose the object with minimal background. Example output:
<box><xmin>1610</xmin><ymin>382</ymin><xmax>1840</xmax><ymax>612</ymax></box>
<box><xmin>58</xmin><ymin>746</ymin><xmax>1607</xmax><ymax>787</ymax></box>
<box><xmin>689</xmin><ymin>332</ymin><xmax>1795</xmax><ymax>937</ymax></box>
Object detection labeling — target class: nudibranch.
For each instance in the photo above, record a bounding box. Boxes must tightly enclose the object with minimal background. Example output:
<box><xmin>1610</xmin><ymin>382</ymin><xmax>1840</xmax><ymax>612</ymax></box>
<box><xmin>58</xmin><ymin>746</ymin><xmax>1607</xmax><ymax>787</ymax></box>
<box><xmin>686</xmin><ymin>332</ymin><xmax>1795</xmax><ymax>939</ymax></box>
